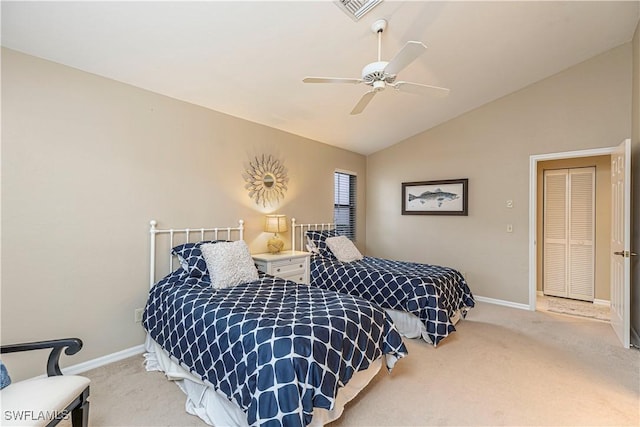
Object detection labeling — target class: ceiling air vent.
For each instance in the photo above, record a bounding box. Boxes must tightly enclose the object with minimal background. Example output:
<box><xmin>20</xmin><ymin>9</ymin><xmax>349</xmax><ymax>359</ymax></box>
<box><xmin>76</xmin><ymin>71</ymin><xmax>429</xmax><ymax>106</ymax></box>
<box><xmin>335</xmin><ymin>0</ymin><xmax>383</xmax><ymax>21</ymax></box>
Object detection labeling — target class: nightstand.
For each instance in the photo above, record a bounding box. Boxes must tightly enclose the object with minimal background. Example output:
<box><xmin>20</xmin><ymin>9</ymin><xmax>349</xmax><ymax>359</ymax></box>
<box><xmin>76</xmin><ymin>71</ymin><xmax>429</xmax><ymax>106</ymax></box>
<box><xmin>252</xmin><ymin>251</ymin><xmax>310</xmax><ymax>285</ymax></box>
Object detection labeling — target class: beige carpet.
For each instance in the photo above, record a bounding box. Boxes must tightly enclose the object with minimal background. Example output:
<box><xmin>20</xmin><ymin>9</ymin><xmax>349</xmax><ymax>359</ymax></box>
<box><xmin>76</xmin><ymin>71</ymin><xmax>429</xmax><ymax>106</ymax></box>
<box><xmin>71</xmin><ymin>302</ymin><xmax>639</xmax><ymax>426</ymax></box>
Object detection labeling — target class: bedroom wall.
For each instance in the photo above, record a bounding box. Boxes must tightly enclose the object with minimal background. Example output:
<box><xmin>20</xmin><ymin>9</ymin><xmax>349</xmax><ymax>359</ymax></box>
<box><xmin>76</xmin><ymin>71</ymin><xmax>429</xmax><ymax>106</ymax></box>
<box><xmin>0</xmin><ymin>48</ymin><xmax>366</xmax><ymax>380</ymax></box>
<box><xmin>366</xmin><ymin>43</ymin><xmax>632</xmax><ymax>305</ymax></box>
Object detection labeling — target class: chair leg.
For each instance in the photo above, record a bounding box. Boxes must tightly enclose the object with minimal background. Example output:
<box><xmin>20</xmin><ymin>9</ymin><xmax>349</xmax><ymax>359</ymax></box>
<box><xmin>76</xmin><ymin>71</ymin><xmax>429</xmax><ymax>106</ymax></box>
<box><xmin>71</xmin><ymin>387</ymin><xmax>90</xmax><ymax>427</ymax></box>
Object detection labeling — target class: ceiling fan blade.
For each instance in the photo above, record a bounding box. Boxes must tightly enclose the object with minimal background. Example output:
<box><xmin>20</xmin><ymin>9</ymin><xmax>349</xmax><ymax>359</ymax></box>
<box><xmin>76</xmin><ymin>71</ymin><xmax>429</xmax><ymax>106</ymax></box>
<box><xmin>384</xmin><ymin>41</ymin><xmax>427</xmax><ymax>75</ymax></box>
<box><xmin>303</xmin><ymin>77</ymin><xmax>363</xmax><ymax>84</ymax></box>
<box><xmin>350</xmin><ymin>90</ymin><xmax>377</xmax><ymax>115</ymax></box>
<box><xmin>392</xmin><ymin>81</ymin><xmax>450</xmax><ymax>98</ymax></box>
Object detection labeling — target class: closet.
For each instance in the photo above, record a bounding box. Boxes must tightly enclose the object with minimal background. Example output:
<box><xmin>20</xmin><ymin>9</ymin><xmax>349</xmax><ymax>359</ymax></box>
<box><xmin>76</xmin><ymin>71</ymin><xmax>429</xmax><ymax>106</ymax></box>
<box><xmin>543</xmin><ymin>167</ymin><xmax>595</xmax><ymax>301</ymax></box>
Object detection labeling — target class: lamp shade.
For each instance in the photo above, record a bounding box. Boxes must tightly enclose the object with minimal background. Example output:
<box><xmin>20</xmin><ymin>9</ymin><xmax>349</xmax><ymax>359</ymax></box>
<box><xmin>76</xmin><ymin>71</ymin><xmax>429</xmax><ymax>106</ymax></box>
<box><xmin>265</xmin><ymin>215</ymin><xmax>288</xmax><ymax>233</ymax></box>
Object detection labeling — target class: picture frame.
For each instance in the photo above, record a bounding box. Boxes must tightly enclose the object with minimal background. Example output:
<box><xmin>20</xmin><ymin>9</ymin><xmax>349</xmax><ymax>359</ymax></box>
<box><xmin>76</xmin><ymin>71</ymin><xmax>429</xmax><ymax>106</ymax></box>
<box><xmin>402</xmin><ymin>178</ymin><xmax>468</xmax><ymax>216</ymax></box>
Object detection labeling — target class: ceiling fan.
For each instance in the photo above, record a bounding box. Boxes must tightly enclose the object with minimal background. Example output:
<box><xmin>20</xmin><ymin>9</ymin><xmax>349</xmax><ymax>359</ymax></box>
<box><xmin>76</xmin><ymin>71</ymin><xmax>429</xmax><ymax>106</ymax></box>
<box><xmin>303</xmin><ymin>19</ymin><xmax>450</xmax><ymax>115</ymax></box>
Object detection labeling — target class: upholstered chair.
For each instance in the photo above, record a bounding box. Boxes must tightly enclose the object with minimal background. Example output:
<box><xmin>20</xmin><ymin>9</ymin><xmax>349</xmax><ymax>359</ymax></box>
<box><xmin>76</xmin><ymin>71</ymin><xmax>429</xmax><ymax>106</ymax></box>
<box><xmin>0</xmin><ymin>338</ymin><xmax>90</xmax><ymax>427</ymax></box>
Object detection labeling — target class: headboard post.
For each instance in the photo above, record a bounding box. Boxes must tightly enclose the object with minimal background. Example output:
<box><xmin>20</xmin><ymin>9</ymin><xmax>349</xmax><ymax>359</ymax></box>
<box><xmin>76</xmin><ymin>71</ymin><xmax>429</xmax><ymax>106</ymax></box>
<box><xmin>149</xmin><ymin>220</ymin><xmax>158</xmax><ymax>288</ymax></box>
<box><xmin>291</xmin><ymin>218</ymin><xmax>296</xmax><ymax>252</ymax></box>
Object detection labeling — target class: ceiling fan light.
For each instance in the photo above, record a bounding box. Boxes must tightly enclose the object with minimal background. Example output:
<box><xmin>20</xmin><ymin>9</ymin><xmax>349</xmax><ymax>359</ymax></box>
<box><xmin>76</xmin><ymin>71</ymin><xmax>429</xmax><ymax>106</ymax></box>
<box><xmin>373</xmin><ymin>80</ymin><xmax>385</xmax><ymax>91</ymax></box>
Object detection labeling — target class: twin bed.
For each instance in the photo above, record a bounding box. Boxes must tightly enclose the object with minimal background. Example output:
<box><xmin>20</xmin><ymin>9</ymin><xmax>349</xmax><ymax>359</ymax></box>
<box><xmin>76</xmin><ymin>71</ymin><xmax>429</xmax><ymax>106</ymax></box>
<box><xmin>291</xmin><ymin>220</ymin><xmax>475</xmax><ymax>346</ymax></box>
<box><xmin>143</xmin><ymin>218</ymin><xmax>474</xmax><ymax>426</ymax></box>
<box><xmin>143</xmin><ymin>220</ymin><xmax>407</xmax><ymax>427</ymax></box>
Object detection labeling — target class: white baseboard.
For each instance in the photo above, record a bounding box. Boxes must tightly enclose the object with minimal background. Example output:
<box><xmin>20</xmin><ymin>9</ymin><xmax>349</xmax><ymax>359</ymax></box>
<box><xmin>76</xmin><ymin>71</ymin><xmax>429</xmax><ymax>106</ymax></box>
<box><xmin>62</xmin><ymin>344</ymin><xmax>145</xmax><ymax>376</ymax></box>
<box><xmin>474</xmin><ymin>295</ymin><xmax>530</xmax><ymax>311</ymax></box>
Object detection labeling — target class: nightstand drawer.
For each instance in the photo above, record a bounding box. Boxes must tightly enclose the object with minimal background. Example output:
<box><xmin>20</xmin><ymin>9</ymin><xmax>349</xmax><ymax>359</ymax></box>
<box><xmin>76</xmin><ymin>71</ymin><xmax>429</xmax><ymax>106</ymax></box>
<box><xmin>279</xmin><ymin>272</ymin><xmax>307</xmax><ymax>284</ymax></box>
<box><xmin>271</xmin><ymin>259</ymin><xmax>307</xmax><ymax>275</ymax></box>
<box><xmin>252</xmin><ymin>251</ymin><xmax>311</xmax><ymax>285</ymax></box>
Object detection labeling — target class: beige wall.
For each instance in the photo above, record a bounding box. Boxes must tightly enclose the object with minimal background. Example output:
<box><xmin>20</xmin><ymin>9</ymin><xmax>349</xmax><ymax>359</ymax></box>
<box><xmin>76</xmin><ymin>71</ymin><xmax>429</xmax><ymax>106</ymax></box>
<box><xmin>631</xmin><ymin>19</ymin><xmax>640</xmax><ymax>345</ymax></box>
<box><xmin>367</xmin><ymin>44</ymin><xmax>632</xmax><ymax>305</ymax></box>
<box><xmin>0</xmin><ymin>48</ymin><xmax>366</xmax><ymax>380</ymax></box>
<box><xmin>536</xmin><ymin>157</ymin><xmax>611</xmax><ymax>301</ymax></box>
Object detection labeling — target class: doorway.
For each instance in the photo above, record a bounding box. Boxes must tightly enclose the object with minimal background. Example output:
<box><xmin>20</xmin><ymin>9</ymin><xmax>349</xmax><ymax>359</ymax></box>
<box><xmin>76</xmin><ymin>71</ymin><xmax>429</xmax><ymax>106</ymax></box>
<box><xmin>536</xmin><ymin>161</ymin><xmax>611</xmax><ymax>308</ymax></box>
<box><xmin>528</xmin><ymin>147</ymin><xmax>615</xmax><ymax>314</ymax></box>
<box><xmin>529</xmin><ymin>141</ymin><xmax>632</xmax><ymax>348</ymax></box>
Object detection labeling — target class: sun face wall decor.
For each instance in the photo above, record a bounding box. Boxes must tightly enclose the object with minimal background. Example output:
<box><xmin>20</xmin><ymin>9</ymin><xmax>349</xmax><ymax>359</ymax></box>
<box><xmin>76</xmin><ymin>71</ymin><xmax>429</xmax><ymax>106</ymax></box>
<box><xmin>243</xmin><ymin>154</ymin><xmax>289</xmax><ymax>207</ymax></box>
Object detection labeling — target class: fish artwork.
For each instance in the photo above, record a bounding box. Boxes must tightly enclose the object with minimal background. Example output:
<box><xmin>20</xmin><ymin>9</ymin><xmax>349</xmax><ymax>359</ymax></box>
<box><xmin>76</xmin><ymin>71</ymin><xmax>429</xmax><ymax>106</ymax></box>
<box><xmin>408</xmin><ymin>188</ymin><xmax>459</xmax><ymax>207</ymax></box>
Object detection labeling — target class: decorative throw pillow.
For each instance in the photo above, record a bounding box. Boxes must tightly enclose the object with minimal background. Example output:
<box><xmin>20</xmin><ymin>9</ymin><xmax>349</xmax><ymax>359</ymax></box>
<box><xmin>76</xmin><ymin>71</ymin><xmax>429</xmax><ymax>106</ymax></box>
<box><xmin>325</xmin><ymin>236</ymin><xmax>363</xmax><ymax>263</ymax></box>
<box><xmin>305</xmin><ymin>230</ymin><xmax>338</xmax><ymax>258</ymax></box>
<box><xmin>171</xmin><ymin>240</ymin><xmax>229</xmax><ymax>277</ymax></box>
<box><xmin>200</xmin><ymin>241</ymin><xmax>259</xmax><ymax>289</ymax></box>
<box><xmin>0</xmin><ymin>360</ymin><xmax>11</xmax><ymax>389</ymax></box>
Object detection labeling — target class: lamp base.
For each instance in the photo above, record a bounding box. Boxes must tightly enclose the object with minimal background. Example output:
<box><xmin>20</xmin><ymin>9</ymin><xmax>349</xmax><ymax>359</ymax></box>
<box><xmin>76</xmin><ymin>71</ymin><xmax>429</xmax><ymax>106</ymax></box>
<box><xmin>267</xmin><ymin>236</ymin><xmax>284</xmax><ymax>254</ymax></box>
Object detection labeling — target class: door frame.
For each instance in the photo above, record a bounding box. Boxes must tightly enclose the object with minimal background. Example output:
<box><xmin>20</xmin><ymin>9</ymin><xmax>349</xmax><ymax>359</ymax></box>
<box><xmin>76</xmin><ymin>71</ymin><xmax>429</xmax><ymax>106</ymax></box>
<box><xmin>529</xmin><ymin>146</ymin><xmax>616</xmax><ymax>310</ymax></box>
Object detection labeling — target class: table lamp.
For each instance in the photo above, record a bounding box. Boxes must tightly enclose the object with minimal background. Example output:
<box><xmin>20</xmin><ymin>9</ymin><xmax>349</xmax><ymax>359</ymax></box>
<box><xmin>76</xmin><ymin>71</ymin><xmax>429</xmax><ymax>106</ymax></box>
<box><xmin>265</xmin><ymin>214</ymin><xmax>287</xmax><ymax>253</ymax></box>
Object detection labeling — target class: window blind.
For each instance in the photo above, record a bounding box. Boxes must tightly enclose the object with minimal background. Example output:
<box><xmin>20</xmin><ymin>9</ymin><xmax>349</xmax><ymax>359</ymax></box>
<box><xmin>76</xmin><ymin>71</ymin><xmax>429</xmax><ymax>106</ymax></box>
<box><xmin>334</xmin><ymin>171</ymin><xmax>356</xmax><ymax>240</ymax></box>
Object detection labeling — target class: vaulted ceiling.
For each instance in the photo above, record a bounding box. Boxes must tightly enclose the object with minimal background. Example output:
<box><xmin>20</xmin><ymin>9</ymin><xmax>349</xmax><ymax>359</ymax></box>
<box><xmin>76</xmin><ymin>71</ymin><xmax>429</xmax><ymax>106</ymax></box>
<box><xmin>2</xmin><ymin>1</ymin><xmax>639</xmax><ymax>155</ymax></box>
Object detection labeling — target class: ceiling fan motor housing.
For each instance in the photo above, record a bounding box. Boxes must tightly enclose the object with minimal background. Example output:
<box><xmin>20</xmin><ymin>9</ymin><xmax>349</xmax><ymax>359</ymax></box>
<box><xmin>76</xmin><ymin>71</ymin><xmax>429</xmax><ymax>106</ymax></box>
<box><xmin>361</xmin><ymin>61</ymin><xmax>396</xmax><ymax>85</ymax></box>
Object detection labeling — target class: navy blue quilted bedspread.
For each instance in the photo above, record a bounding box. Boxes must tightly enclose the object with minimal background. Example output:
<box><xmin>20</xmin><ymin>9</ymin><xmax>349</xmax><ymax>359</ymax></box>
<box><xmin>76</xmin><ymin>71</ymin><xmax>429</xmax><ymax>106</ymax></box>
<box><xmin>143</xmin><ymin>269</ymin><xmax>407</xmax><ymax>427</ymax></box>
<box><xmin>310</xmin><ymin>255</ymin><xmax>475</xmax><ymax>346</ymax></box>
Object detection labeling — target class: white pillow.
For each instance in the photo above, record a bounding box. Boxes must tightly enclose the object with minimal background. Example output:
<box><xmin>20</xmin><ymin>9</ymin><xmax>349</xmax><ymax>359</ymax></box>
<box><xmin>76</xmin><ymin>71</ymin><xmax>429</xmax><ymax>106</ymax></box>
<box><xmin>200</xmin><ymin>241</ymin><xmax>259</xmax><ymax>289</ymax></box>
<box><xmin>325</xmin><ymin>236</ymin><xmax>363</xmax><ymax>263</ymax></box>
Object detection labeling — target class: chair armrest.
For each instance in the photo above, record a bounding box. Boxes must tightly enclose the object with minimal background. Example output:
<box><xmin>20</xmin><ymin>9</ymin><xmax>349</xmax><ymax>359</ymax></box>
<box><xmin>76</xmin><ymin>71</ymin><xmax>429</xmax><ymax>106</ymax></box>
<box><xmin>0</xmin><ymin>338</ymin><xmax>83</xmax><ymax>377</ymax></box>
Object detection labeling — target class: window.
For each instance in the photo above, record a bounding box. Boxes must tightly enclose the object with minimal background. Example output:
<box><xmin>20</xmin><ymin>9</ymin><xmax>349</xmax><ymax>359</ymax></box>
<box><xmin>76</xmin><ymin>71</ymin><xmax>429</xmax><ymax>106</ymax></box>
<box><xmin>334</xmin><ymin>171</ymin><xmax>356</xmax><ymax>240</ymax></box>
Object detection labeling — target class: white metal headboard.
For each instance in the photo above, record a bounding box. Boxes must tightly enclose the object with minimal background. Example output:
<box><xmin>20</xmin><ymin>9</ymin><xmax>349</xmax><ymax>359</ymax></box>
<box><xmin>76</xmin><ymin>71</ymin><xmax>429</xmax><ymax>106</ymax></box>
<box><xmin>149</xmin><ymin>219</ymin><xmax>244</xmax><ymax>288</ymax></box>
<box><xmin>290</xmin><ymin>218</ymin><xmax>335</xmax><ymax>252</ymax></box>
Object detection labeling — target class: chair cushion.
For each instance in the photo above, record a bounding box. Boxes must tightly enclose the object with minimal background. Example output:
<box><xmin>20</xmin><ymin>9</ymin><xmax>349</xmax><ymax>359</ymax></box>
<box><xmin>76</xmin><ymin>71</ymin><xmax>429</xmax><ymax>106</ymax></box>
<box><xmin>1</xmin><ymin>375</ymin><xmax>90</xmax><ymax>426</ymax></box>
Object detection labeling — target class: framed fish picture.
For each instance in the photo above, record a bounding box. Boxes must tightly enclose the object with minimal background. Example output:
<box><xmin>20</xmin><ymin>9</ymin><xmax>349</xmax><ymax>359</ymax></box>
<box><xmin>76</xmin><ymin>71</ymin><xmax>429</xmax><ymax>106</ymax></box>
<box><xmin>402</xmin><ymin>179</ymin><xmax>468</xmax><ymax>215</ymax></box>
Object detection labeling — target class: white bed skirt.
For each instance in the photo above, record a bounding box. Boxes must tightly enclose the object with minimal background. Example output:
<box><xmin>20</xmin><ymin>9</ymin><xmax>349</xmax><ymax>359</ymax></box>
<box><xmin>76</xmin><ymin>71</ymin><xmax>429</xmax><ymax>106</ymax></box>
<box><xmin>143</xmin><ymin>334</ymin><xmax>383</xmax><ymax>426</ymax></box>
<box><xmin>385</xmin><ymin>308</ymin><xmax>462</xmax><ymax>345</ymax></box>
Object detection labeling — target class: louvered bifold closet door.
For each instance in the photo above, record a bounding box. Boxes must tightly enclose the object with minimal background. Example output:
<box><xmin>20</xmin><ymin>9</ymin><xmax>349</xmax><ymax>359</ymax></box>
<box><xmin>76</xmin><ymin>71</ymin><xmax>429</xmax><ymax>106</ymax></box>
<box><xmin>544</xmin><ymin>170</ymin><xmax>568</xmax><ymax>297</ymax></box>
<box><xmin>543</xmin><ymin>168</ymin><xmax>595</xmax><ymax>301</ymax></box>
<box><xmin>568</xmin><ymin>168</ymin><xmax>595</xmax><ymax>301</ymax></box>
